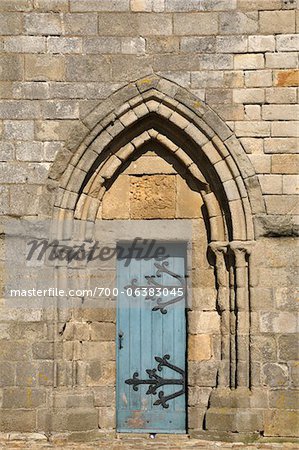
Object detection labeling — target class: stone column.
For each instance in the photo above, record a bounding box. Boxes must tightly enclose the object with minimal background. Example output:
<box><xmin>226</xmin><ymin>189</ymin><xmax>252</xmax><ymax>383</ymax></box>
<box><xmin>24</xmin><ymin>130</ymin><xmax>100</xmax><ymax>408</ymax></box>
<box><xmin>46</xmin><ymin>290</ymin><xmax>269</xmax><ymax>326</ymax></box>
<box><xmin>209</xmin><ymin>242</ymin><xmax>230</xmax><ymax>387</ymax></box>
<box><xmin>229</xmin><ymin>242</ymin><xmax>254</xmax><ymax>389</ymax></box>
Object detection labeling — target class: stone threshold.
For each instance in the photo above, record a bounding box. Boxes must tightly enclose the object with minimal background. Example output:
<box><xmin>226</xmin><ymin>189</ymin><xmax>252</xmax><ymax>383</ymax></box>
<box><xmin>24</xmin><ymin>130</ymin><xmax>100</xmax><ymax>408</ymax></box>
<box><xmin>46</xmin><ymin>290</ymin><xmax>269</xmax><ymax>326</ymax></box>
<box><xmin>0</xmin><ymin>432</ymin><xmax>298</xmax><ymax>449</ymax></box>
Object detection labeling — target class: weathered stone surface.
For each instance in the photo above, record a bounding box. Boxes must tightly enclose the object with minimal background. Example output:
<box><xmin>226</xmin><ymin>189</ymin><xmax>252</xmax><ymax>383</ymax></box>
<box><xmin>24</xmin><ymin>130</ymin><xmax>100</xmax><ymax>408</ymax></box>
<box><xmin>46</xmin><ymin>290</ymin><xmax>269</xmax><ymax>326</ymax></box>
<box><xmin>264</xmin><ymin>410</ymin><xmax>299</xmax><ymax>437</ymax></box>
<box><xmin>129</xmin><ymin>175</ymin><xmax>176</xmax><ymax>219</ymax></box>
<box><xmin>25</xmin><ymin>55</ymin><xmax>65</xmax><ymax>81</ymax></box>
<box><xmin>0</xmin><ymin>0</ymin><xmax>298</xmax><ymax>442</ymax></box>
<box><xmin>259</xmin><ymin>10</ymin><xmax>296</xmax><ymax>34</ymax></box>
<box><xmin>188</xmin><ymin>334</ymin><xmax>212</xmax><ymax>361</ymax></box>
<box><xmin>173</xmin><ymin>13</ymin><xmax>218</xmax><ymax>35</ymax></box>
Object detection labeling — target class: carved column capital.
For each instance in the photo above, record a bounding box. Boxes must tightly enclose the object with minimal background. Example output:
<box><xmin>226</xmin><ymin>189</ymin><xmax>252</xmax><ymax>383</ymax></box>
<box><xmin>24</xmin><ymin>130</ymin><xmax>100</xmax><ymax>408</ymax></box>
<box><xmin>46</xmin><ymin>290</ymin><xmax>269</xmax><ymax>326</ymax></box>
<box><xmin>229</xmin><ymin>240</ymin><xmax>255</xmax><ymax>256</ymax></box>
<box><xmin>208</xmin><ymin>241</ymin><xmax>229</xmax><ymax>256</ymax></box>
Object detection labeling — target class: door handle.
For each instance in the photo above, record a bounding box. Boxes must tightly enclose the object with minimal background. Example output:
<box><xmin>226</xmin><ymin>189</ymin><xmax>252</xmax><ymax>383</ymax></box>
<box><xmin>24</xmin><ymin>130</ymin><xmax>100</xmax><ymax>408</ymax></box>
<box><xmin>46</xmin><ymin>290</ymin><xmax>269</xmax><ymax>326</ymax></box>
<box><xmin>118</xmin><ymin>331</ymin><xmax>124</xmax><ymax>349</ymax></box>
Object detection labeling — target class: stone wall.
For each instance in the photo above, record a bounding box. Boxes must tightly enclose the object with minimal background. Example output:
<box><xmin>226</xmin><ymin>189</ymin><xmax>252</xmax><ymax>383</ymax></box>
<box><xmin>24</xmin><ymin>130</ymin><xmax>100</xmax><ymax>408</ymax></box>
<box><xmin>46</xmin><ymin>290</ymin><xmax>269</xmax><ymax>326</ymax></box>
<box><xmin>0</xmin><ymin>0</ymin><xmax>298</xmax><ymax>442</ymax></box>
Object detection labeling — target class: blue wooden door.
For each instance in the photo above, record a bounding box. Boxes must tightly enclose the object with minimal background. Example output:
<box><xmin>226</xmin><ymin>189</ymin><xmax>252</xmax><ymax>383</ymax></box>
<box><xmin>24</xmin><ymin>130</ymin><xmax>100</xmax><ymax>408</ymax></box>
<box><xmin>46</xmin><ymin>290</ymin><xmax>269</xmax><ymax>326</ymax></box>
<box><xmin>116</xmin><ymin>242</ymin><xmax>186</xmax><ymax>433</ymax></box>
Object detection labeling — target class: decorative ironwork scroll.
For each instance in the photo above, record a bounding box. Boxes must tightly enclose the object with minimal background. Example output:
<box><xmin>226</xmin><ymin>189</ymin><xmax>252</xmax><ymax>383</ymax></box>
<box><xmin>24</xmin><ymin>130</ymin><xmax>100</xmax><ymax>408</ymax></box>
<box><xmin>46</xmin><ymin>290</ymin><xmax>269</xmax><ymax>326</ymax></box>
<box><xmin>125</xmin><ymin>261</ymin><xmax>186</xmax><ymax>314</ymax></box>
<box><xmin>125</xmin><ymin>354</ymin><xmax>185</xmax><ymax>409</ymax></box>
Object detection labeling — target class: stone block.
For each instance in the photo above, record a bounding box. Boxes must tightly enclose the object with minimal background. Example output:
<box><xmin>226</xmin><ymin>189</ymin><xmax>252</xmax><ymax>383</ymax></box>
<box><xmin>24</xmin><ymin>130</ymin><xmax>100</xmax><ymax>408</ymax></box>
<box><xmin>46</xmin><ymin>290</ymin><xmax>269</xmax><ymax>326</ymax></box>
<box><xmin>124</xmin><ymin>155</ymin><xmax>175</xmax><ymax>175</ymax></box>
<box><xmin>276</xmin><ymin>34</ymin><xmax>299</xmax><ymax>51</ymax></box>
<box><xmin>66</xmin><ymin>55</ymin><xmax>111</xmax><ymax>82</ymax></box>
<box><xmin>238</xmin><ymin>0</ymin><xmax>283</xmax><ymax>9</ymax></box>
<box><xmin>282</xmin><ymin>175</ymin><xmax>298</xmax><ymax>195</ymax></box>
<box><xmin>121</xmin><ymin>37</ymin><xmax>145</xmax><ymax>54</ymax></box>
<box><xmin>240</xmin><ymin>137</ymin><xmax>263</xmax><ymax>154</ymax></box>
<box><xmin>41</xmin><ymin>100</ymin><xmax>79</xmax><ymax>119</ymax></box>
<box><xmin>66</xmin><ymin>408</ymin><xmax>98</xmax><ymax>431</ymax></box>
<box><xmin>233</xmin><ymin>88</ymin><xmax>264</xmax><ymax>104</ymax></box>
<box><xmin>248</xmin><ymin>35</ymin><xmax>275</xmax><ymax>52</ymax></box>
<box><xmin>146</xmin><ymin>36</ymin><xmax>179</xmax><ymax>53</ymax></box>
<box><xmin>0</xmin><ymin>13</ymin><xmax>22</xmax><ymax>34</ymax></box>
<box><xmin>47</xmin><ymin>37</ymin><xmax>82</xmax><ymax>54</ymax></box>
<box><xmin>265</xmin><ymin>87</ymin><xmax>297</xmax><ymax>104</ymax></box>
<box><xmin>206</xmin><ymin>88</ymin><xmax>232</xmax><ymax>104</ymax></box>
<box><xmin>98</xmin><ymin>407</ymin><xmax>115</xmax><ymax>429</ymax></box>
<box><xmin>71</xmin><ymin>0</ymin><xmax>129</xmax><ymax>11</ymax></box>
<box><xmin>3</xmin><ymin>120</ymin><xmax>34</xmax><ymax>140</ymax></box>
<box><xmin>0</xmin><ymin>341</ymin><xmax>30</xmax><ymax>360</ymax></box>
<box><xmin>189</xmin><ymin>361</ymin><xmax>218</xmax><ymax>387</ymax></box>
<box><xmin>223</xmin><ymin>70</ymin><xmax>244</xmax><ymax>88</ymax></box>
<box><xmin>0</xmin><ymin>100</ymin><xmax>40</xmax><ymax>119</ymax></box>
<box><xmin>188</xmin><ymin>386</ymin><xmax>211</xmax><ymax>407</ymax></box>
<box><xmin>93</xmin><ymin>386</ymin><xmax>115</xmax><ymax>407</ymax></box>
<box><xmin>188</xmin><ymin>406</ymin><xmax>205</xmax><ymax>430</ymax></box>
<box><xmin>13</xmin><ymin>81</ymin><xmax>49</xmax><ymax>100</ymax></box>
<box><xmin>260</xmin><ymin>311</ymin><xmax>298</xmax><ymax>333</ymax></box>
<box><xmin>0</xmin><ymin>0</ymin><xmax>32</xmax><ymax>11</ymax></box>
<box><xmin>216</xmin><ymin>35</ymin><xmax>247</xmax><ymax>53</ymax></box>
<box><xmin>32</xmin><ymin>342</ymin><xmax>54</xmax><ymax>359</ymax></box>
<box><xmin>0</xmin><ymin>409</ymin><xmax>36</xmax><ymax>432</ymax></box>
<box><xmin>0</xmin><ymin>55</ymin><xmax>23</xmax><ymax>81</ymax></box>
<box><xmin>188</xmin><ymin>334</ymin><xmax>212</xmax><ymax>361</ymax></box>
<box><xmin>129</xmin><ymin>175</ymin><xmax>176</xmax><ymax>219</ymax></box>
<box><xmin>245</xmin><ymin>70</ymin><xmax>272</xmax><ymax>87</ymax></box>
<box><xmin>173</xmin><ymin>13</ymin><xmax>218</xmax><ymax>35</ymax></box>
<box><xmin>235</xmin><ymin>121</ymin><xmax>270</xmax><ymax>137</ymax></box>
<box><xmin>278</xmin><ymin>334</ymin><xmax>299</xmax><ymax>360</ymax></box>
<box><xmin>24</xmin><ymin>12</ymin><xmax>62</xmax><ymax>34</ymax></box>
<box><xmin>9</xmin><ymin>185</ymin><xmax>40</xmax><ymax>215</ymax></box>
<box><xmin>130</xmin><ymin>0</ymin><xmax>151</xmax><ymax>11</ymax></box>
<box><xmin>181</xmin><ymin>37</ymin><xmax>216</xmax><ymax>53</ymax></box>
<box><xmin>245</xmin><ymin>105</ymin><xmax>261</xmax><ymax>120</ymax></box>
<box><xmin>259</xmin><ymin>174</ymin><xmax>282</xmax><ymax>194</ymax></box>
<box><xmin>200</xmin><ymin>54</ymin><xmax>233</xmax><ymax>70</ymax></box>
<box><xmin>35</xmin><ymin>120</ymin><xmax>76</xmax><ymax>141</ymax></box>
<box><xmin>166</xmin><ymin>0</ymin><xmax>236</xmax><ymax>11</ymax></box>
<box><xmin>16</xmin><ymin>141</ymin><xmax>44</xmax><ymax>161</ymax></box>
<box><xmin>271</xmin><ymin>121</ymin><xmax>299</xmax><ymax>137</ymax></box>
<box><xmin>25</xmin><ymin>55</ymin><xmax>65</xmax><ymax>81</ymax></box>
<box><xmin>266</xmin><ymin>52</ymin><xmax>298</xmax><ymax>69</ymax></box>
<box><xmin>234</xmin><ymin>54</ymin><xmax>264</xmax><ymax>70</ymax></box>
<box><xmin>272</xmin><ymin>154</ymin><xmax>299</xmax><ymax>174</ymax></box>
<box><xmin>191</xmin><ymin>71</ymin><xmax>223</xmax><ymax>88</ymax></box>
<box><xmin>219</xmin><ymin>11</ymin><xmax>258</xmax><ymax>34</ymax></box>
<box><xmin>102</xmin><ymin>175</ymin><xmax>130</xmax><ymax>219</ymax></box>
<box><xmin>33</xmin><ymin>0</ymin><xmax>69</xmax><ymax>12</ymax></box>
<box><xmin>274</xmin><ymin>69</ymin><xmax>299</xmax><ymax>86</ymax></box>
<box><xmin>90</xmin><ymin>322</ymin><xmax>115</xmax><ymax>341</ymax></box>
<box><xmin>263</xmin><ymin>104</ymin><xmax>299</xmax><ymax>121</ymax></box>
<box><xmin>83</xmin><ymin>37</ymin><xmax>121</xmax><ymax>54</ymax></box>
<box><xmin>206</xmin><ymin>407</ymin><xmax>263</xmax><ymax>432</ymax></box>
<box><xmin>0</xmin><ymin>142</ymin><xmax>14</xmax><ymax>161</ymax></box>
<box><xmin>15</xmin><ymin>362</ymin><xmax>37</xmax><ymax>386</ymax></box>
<box><xmin>189</xmin><ymin>311</ymin><xmax>220</xmax><ymax>334</ymax></box>
<box><xmin>82</xmin><ymin>342</ymin><xmax>115</xmax><ymax>361</ymax></box>
<box><xmin>0</xmin><ymin>362</ymin><xmax>15</xmax><ymax>386</ymax></box>
<box><xmin>64</xmin><ymin>13</ymin><xmax>98</xmax><ymax>35</ymax></box>
<box><xmin>269</xmin><ymin>389</ymin><xmax>299</xmax><ymax>410</ymax></box>
<box><xmin>176</xmin><ymin>176</ymin><xmax>203</xmax><ymax>218</ymax></box>
<box><xmin>260</xmin><ymin>10</ymin><xmax>295</xmax><ymax>34</ymax></box>
<box><xmin>53</xmin><ymin>392</ymin><xmax>94</xmax><ymax>408</ymax></box>
<box><xmin>3</xmin><ymin>36</ymin><xmax>46</xmax><ymax>53</ymax></box>
<box><xmin>251</xmin><ymin>335</ymin><xmax>276</xmax><ymax>362</ymax></box>
<box><xmin>2</xmin><ymin>388</ymin><xmax>46</xmax><ymax>408</ymax></box>
<box><xmin>98</xmin><ymin>12</ymin><xmax>172</xmax><ymax>36</ymax></box>
<box><xmin>264</xmin><ymin>410</ymin><xmax>299</xmax><ymax>437</ymax></box>
<box><xmin>86</xmin><ymin>360</ymin><xmax>116</xmax><ymax>386</ymax></box>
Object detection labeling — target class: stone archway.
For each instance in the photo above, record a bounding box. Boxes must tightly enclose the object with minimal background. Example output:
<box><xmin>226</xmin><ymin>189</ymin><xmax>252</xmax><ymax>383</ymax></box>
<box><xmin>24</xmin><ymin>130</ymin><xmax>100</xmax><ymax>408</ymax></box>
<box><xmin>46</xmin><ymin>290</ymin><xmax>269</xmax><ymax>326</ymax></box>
<box><xmin>42</xmin><ymin>75</ymin><xmax>265</xmax><ymax>438</ymax></box>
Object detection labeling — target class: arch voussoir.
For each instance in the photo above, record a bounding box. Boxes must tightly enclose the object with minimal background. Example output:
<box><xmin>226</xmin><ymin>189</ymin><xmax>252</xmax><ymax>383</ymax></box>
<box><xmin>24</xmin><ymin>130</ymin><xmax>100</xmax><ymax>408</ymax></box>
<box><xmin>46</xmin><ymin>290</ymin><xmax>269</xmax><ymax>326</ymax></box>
<box><xmin>48</xmin><ymin>75</ymin><xmax>263</xmax><ymax>242</ymax></box>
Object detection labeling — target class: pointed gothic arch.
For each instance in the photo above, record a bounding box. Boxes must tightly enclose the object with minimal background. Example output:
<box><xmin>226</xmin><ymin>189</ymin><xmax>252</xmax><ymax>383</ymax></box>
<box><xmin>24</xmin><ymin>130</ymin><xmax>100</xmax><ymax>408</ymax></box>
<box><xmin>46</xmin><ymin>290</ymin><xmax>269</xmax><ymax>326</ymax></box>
<box><xmin>42</xmin><ymin>75</ymin><xmax>265</xmax><ymax>434</ymax></box>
